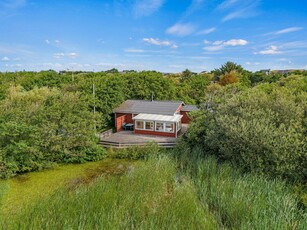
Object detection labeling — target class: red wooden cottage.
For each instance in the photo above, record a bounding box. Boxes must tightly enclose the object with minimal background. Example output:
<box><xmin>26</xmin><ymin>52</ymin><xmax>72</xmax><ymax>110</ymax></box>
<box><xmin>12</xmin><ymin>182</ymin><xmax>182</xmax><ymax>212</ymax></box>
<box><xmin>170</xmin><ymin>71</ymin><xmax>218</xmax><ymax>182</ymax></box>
<box><xmin>113</xmin><ymin>100</ymin><xmax>198</xmax><ymax>138</ymax></box>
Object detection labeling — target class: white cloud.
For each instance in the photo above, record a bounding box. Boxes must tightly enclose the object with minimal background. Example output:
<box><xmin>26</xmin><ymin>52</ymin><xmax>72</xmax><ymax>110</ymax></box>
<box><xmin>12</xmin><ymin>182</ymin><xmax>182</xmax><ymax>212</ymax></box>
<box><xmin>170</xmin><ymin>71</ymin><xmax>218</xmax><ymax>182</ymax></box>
<box><xmin>1</xmin><ymin>56</ymin><xmax>10</xmax><ymax>62</ymax></box>
<box><xmin>212</xmin><ymin>40</ymin><xmax>224</xmax><ymax>45</ymax></box>
<box><xmin>41</xmin><ymin>62</ymin><xmax>62</xmax><ymax>68</ymax></box>
<box><xmin>275</xmin><ymin>27</ymin><xmax>303</xmax><ymax>35</ymax></box>
<box><xmin>184</xmin><ymin>0</ymin><xmax>205</xmax><ymax>17</ymax></box>
<box><xmin>217</xmin><ymin>0</ymin><xmax>239</xmax><ymax>10</ymax></box>
<box><xmin>124</xmin><ymin>49</ymin><xmax>145</xmax><ymax>53</ymax></box>
<box><xmin>45</xmin><ymin>39</ymin><xmax>61</xmax><ymax>46</ymax></box>
<box><xmin>166</xmin><ymin>23</ymin><xmax>196</xmax><ymax>36</ymax></box>
<box><xmin>53</xmin><ymin>53</ymin><xmax>65</xmax><ymax>59</ymax></box>
<box><xmin>169</xmin><ymin>64</ymin><xmax>185</xmax><ymax>69</ymax></box>
<box><xmin>143</xmin><ymin>38</ymin><xmax>178</xmax><ymax>48</ymax></box>
<box><xmin>95</xmin><ymin>62</ymin><xmax>125</xmax><ymax>68</ymax></box>
<box><xmin>67</xmin><ymin>52</ymin><xmax>78</xmax><ymax>59</ymax></box>
<box><xmin>133</xmin><ymin>0</ymin><xmax>165</xmax><ymax>17</ymax></box>
<box><xmin>10</xmin><ymin>63</ymin><xmax>22</xmax><ymax>68</ymax></box>
<box><xmin>203</xmin><ymin>39</ymin><xmax>248</xmax><ymax>52</ymax></box>
<box><xmin>255</xmin><ymin>46</ymin><xmax>282</xmax><ymax>55</ymax></box>
<box><xmin>223</xmin><ymin>39</ymin><xmax>248</xmax><ymax>46</ymax></box>
<box><xmin>143</xmin><ymin>38</ymin><xmax>171</xmax><ymax>46</ymax></box>
<box><xmin>196</xmin><ymin>27</ymin><xmax>216</xmax><ymax>35</ymax></box>
<box><xmin>53</xmin><ymin>52</ymin><xmax>79</xmax><ymax>59</ymax></box>
<box><xmin>203</xmin><ymin>46</ymin><xmax>224</xmax><ymax>51</ymax></box>
<box><xmin>222</xmin><ymin>8</ymin><xmax>249</xmax><ymax>21</ymax></box>
<box><xmin>220</xmin><ymin>0</ymin><xmax>260</xmax><ymax>22</ymax></box>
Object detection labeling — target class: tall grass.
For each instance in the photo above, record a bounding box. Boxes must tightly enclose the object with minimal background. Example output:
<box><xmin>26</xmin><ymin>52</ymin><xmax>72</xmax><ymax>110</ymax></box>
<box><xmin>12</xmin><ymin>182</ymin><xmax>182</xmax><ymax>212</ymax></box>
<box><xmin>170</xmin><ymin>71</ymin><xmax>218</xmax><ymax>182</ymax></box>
<box><xmin>0</xmin><ymin>156</ymin><xmax>218</xmax><ymax>229</ymax></box>
<box><xmin>0</xmin><ymin>158</ymin><xmax>133</xmax><ymax>216</ymax></box>
<box><xmin>1</xmin><ymin>149</ymin><xmax>306</xmax><ymax>229</ymax></box>
<box><xmin>176</xmin><ymin>147</ymin><xmax>306</xmax><ymax>229</ymax></box>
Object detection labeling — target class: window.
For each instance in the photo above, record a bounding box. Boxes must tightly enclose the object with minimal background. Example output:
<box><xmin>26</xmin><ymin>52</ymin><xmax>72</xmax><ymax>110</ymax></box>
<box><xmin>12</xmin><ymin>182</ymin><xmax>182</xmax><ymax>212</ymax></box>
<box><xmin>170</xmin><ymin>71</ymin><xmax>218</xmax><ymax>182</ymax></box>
<box><xmin>156</xmin><ymin>122</ymin><xmax>164</xmax><ymax>131</ymax></box>
<box><xmin>136</xmin><ymin>120</ymin><xmax>144</xmax><ymax>129</ymax></box>
<box><xmin>165</xmin><ymin>123</ymin><xmax>174</xmax><ymax>132</ymax></box>
<box><xmin>145</xmin><ymin>121</ymin><xmax>154</xmax><ymax>130</ymax></box>
<box><xmin>177</xmin><ymin>121</ymin><xmax>182</xmax><ymax>131</ymax></box>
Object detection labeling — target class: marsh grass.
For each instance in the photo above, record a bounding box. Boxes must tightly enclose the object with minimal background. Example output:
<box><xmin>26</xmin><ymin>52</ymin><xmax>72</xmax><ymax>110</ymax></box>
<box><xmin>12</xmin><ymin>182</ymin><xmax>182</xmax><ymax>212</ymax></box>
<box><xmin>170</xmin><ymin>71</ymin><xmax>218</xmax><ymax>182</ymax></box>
<box><xmin>176</xmin><ymin>148</ymin><xmax>307</xmax><ymax>229</ymax></box>
<box><xmin>0</xmin><ymin>149</ymin><xmax>306</xmax><ymax>229</ymax></box>
<box><xmin>0</xmin><ymin>158</ymin><xmax>133</xmax><ymax>216</ymax></box>
<box><xmin>1</xmin><ymin>156</ymin><xmax>218</xmax><ymax>230</ymax></box>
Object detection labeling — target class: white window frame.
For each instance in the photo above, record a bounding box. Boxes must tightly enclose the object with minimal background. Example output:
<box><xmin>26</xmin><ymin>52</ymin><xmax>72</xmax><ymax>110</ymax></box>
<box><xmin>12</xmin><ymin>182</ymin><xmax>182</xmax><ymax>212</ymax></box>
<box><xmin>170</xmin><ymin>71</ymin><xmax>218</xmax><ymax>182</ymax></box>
<box><xmin>165</xmin><ymin>122</ymin><xmax>175</xmax><ymax>133</ymax></box>
<box><xmin>135</xmin><ymin>120</ymin><xmax>176</xmax><ymax>133</ymax></box>
<box><xmin>135</xmin><ymin>120</ymin><xmax>144</xmax><ymax>130</ymax></box>
<box><xmin>177</xmin><ymin>120</ymin><xmax>182</xmax><ymax>132</ymax></box>
<box><xmin>135</xmin><ymin>120</ymin><xmax>154</xmax><ymax>131</ymax></box>
<box><xmin>155</xmin><ymin>122</ymin><xmax>165</xmax><ymax>132</ymax></box>
<box><xmin>145</xmin><ymin>121</ymin><xmax>154</xmax><ymax>131</ymax></box>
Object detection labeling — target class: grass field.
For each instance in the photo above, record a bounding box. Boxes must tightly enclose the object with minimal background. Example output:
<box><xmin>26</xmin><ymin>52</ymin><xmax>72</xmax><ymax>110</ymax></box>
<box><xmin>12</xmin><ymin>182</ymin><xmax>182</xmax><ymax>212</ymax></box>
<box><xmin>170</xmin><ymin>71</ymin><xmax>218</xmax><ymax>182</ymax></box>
<box><xmin>0</xmin><ymin>151</ymin><xmax>306</xmax><ymax>229</ymax></box>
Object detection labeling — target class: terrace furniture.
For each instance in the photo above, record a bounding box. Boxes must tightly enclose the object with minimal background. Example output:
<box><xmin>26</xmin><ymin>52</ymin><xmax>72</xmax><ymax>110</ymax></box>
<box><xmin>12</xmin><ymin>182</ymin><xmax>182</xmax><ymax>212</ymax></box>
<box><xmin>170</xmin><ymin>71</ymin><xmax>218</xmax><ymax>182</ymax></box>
<box><xmin>125</xmin><ymin>123</ymin><xmax>134</xmax><ymax>130</ymax></box>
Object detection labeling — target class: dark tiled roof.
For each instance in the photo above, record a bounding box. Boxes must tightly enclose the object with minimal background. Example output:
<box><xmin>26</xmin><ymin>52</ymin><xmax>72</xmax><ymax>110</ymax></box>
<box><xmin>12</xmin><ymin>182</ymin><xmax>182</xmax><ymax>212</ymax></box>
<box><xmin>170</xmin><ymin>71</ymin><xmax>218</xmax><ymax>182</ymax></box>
<box><xmin>181</xmin><ymin>104</ymin><xmax>199</xmax><ymax>112</ymax></box>
<box><xmin>113</xmin><ymin>100</ymin><xmax>183</xmax><ymax>115</ymax></box>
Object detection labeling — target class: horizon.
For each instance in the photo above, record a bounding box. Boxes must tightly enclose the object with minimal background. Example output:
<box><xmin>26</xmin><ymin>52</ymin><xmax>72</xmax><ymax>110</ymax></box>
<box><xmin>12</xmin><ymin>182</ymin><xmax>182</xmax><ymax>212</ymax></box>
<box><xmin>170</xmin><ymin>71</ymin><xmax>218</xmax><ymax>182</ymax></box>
<box><xmin>1</xmin><ymin>0</ymin><xmax>307</xmax><ymax>72</ymax></box>
<box><xmin>1</xmin><ymin>66</ymin><xmax>306</xmax><ymax>74</ymax></box>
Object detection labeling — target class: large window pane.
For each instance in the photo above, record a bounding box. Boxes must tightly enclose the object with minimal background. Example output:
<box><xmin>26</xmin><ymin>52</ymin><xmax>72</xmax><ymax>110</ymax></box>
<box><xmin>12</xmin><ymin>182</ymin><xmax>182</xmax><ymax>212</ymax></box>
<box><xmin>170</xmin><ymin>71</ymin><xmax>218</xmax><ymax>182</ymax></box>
<box><xmin>136</xmin><ymin>120</ymin><xmax>144</xmax><ymax>129</ymax></box>
<box><xmin>156</xmin><ymin>122</ymin><xmax>164</xmax><ymax>131</ymax></box>
<box><xmin>165</xmin><ymin>123</ymin><xmax>174</xmax><ymax>132</ymax></box>
<box><xmin>145</xmin><ymin>121</ymin><xmax>154</xmax><ymax>130</ymax></box>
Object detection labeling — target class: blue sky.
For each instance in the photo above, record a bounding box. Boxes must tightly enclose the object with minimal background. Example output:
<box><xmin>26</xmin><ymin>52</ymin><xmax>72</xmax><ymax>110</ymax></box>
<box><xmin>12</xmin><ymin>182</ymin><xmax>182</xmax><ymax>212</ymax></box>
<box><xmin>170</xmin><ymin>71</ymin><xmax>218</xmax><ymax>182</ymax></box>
<box><xmin>1</xmin><ymin>0</ymin><xmax>307</xmax><ymax>72</ymax></box>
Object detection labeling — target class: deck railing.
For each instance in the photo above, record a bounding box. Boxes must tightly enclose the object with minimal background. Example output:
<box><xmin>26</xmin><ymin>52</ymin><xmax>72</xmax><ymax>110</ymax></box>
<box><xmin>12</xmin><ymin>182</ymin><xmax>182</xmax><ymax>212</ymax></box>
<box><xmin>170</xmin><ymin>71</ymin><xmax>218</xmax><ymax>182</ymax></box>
<box><xmin>99</xmin><ymin>128</ymin><xmax>113</xmax><ymax>140</ymax></box>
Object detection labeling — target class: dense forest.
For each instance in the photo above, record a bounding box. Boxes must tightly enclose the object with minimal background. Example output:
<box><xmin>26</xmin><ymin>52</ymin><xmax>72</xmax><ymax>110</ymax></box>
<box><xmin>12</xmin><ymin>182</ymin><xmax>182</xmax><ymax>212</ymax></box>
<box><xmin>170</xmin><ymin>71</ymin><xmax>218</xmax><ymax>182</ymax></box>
<box><xmin>0</xmin><ymin>63</ymin><xmax>306</xmax><ymax>225</ymax></box>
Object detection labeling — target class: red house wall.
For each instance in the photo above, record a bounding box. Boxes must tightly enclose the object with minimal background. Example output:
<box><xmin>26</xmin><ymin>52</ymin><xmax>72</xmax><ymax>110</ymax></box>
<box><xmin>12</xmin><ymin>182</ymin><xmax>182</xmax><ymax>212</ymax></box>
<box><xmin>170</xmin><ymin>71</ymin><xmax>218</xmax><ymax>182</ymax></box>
<box><xmin>115</xmin><ymin>113</ymin><xmax>133</xmax><ymax>132</ymax></box>
<box><xmin>180</xmin><ymin>111</ymin><xmax>190</xmax><ymax>124</ymax></box>
<box><xmin>134</xmin><ymin>129</ymin><xmax>176</xmax><ymax>137</ymax></box>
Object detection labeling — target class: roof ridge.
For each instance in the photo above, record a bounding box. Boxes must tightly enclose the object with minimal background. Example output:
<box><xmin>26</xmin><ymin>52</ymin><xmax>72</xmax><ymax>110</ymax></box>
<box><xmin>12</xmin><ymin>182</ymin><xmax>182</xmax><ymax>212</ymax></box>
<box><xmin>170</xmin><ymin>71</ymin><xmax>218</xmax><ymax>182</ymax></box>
<box><xmin>126</xmin><ymin>99</ymin><xmax>183</xmax><ymax>103</ymax></box>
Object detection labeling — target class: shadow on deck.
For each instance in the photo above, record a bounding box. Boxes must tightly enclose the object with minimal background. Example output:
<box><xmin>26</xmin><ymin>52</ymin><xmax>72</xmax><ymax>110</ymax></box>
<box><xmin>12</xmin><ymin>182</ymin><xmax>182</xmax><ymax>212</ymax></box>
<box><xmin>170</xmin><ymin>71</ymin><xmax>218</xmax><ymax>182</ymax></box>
<box><xmin>100</xmin><ymin>124</ymin><xmax>188</xmax><ymax>148</ymax></box>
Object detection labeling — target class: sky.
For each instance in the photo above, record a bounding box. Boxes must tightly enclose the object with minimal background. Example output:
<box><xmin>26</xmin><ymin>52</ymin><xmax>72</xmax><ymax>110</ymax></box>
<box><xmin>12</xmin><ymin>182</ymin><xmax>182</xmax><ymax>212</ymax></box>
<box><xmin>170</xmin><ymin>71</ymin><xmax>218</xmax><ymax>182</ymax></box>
<box><xmin>1</xmin><ymin>0</ymin><xmax>307</xmax><ymax>72</ymax></box>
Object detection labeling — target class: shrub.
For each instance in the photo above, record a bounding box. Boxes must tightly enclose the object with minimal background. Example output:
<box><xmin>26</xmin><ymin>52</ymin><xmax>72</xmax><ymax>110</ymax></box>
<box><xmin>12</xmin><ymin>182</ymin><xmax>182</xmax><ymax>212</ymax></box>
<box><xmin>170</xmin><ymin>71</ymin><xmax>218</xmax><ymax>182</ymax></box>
<box><xmin>108</xmin><ymin>142</ymin><xmax>161</xmax><ymax>160</ymax></box>
<box><xmin>185</xmin><ymin>77</ymin><xmax>307</xmax><ymax>182</ymax></box>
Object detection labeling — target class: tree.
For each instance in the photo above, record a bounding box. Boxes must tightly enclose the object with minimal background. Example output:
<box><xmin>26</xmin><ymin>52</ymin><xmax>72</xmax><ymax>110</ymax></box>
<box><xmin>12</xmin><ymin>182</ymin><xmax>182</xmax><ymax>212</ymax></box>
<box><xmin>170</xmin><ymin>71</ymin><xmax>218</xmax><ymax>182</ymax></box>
<box><xmin>219</xmin><ymin>71</ymin><xmax>240</xmax><ymax>86</ymax></box>
<box><xmin>213</xmin><ymin>62</ymin><xmax>244</xmax><ymax>81</ymax></box>
<box><xmin>0</xmin><ymin>86</ymin><xmax>105</xmax><ymax>178</ymax></box>
<box><xmin>180</xmin><ymin>69</ymin><xmax>195</xmax><ymax>82</ymax></box>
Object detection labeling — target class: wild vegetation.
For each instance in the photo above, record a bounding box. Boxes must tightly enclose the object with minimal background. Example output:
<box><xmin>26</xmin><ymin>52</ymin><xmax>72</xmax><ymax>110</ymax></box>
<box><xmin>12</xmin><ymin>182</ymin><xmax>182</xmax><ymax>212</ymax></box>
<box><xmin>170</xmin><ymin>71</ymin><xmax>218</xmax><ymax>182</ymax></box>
<box><xmin>0</xmin><ymin>62</ymin><xmax>306</xmax><ymax>228</ymax></box>
<box><xmin>0</xmin><ymin>148</ymin><xmax>305</xmax><ymax>229</ymax></box>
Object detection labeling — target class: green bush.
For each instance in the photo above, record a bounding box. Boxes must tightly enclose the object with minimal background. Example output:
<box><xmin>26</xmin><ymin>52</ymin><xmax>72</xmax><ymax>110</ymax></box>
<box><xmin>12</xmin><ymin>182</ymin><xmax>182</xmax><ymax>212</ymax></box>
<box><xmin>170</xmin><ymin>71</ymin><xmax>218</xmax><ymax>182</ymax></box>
<box><xmin>186</xmin><ymin>77</ymin><xmax>307</xmax><ymax>182</ymax></box>
<box><xmin>108</xmin><ymin>142</ymin><xmax>162</xmax><ymax>160</ymax></box>
<box><xmin>0</xmin><ymin>86</ymin><xmax>106</xmax><ymax>178</ymax></box>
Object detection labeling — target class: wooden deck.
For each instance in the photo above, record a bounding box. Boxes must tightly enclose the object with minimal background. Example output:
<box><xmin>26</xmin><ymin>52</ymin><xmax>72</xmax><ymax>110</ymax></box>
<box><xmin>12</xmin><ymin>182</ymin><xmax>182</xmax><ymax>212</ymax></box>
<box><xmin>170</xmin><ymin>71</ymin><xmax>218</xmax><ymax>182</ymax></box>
<box><xmin>100</xmin><ymin>124</ymin><xmax>188</xmax><ymax>148</ymax></box>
